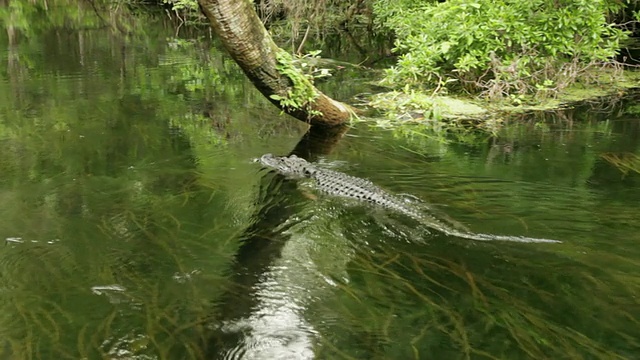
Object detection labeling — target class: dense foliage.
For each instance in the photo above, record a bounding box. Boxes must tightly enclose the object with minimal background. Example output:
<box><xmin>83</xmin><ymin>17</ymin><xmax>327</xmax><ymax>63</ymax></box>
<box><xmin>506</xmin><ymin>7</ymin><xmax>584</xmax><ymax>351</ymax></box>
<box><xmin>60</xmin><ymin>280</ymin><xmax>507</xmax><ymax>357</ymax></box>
<box><xmin>161</xmin><ymin>0</ymin><xmax>201</xmax><ymax>22</ymax></box>
<box><xmin>373</xmin><ymin>0</ymin><xmax>630</xmax><ymax>98</ymax></box>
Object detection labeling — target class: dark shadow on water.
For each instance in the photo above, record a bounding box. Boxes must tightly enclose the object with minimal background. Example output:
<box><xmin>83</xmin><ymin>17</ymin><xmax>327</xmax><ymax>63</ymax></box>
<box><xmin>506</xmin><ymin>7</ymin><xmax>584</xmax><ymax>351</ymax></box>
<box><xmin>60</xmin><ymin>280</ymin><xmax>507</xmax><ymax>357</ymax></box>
<box><xmin>205</xmin><ymin>126</ymin><xmax>348</xmax><ymax>359</ymax></box>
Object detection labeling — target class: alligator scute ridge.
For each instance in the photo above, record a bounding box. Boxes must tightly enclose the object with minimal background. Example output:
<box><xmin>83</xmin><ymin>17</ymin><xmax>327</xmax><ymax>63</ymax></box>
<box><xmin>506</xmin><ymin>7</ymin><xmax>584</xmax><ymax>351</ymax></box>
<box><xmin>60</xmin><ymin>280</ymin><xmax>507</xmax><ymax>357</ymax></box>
<box><xmin>257</xmin><ymin>154</ymin><xmax>560</xmax><ymax>244</ymax></box>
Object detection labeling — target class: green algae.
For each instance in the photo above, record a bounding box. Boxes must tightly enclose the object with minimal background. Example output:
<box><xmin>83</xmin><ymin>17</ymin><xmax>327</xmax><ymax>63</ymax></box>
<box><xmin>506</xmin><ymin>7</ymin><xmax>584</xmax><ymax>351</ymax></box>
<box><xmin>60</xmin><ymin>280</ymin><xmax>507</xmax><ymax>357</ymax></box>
<box><xmin>368</xmin><ymin>69</ymin><xmax>640</xmax><ymax>125</ymax></box>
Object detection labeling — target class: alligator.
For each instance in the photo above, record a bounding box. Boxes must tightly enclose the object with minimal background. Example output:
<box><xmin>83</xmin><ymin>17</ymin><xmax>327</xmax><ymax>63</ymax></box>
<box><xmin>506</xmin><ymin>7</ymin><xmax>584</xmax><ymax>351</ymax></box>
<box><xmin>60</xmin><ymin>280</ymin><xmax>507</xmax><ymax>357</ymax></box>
<box><xmin>257</xmin><ymin>154</ymin><xmax>560</xmax><ymax>244</ymax></box>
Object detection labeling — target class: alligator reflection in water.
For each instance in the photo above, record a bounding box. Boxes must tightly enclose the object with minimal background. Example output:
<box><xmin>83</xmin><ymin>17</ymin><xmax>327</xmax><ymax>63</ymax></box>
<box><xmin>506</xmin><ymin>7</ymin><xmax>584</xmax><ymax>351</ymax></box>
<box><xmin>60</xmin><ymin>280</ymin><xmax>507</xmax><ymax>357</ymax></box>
<box><xmin>257</xmin><ymin>154</ymin><xmax>561</xmax><ymax>244</ymax></box>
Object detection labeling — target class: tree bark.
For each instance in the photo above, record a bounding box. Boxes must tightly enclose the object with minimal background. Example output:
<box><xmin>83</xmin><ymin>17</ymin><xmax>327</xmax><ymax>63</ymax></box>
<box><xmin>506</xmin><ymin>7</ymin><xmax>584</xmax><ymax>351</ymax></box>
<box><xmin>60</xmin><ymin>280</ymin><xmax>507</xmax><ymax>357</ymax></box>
<box><xmin>197</xmin><ymin>0</ymin><xmax>352</xmax><ymax>128</ymax></box>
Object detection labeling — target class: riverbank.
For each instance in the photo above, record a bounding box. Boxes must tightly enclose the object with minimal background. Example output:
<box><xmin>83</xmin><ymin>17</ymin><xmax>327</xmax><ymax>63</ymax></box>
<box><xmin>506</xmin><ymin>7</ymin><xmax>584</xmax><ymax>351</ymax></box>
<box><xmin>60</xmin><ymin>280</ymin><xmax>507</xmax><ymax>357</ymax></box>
<box><xmin>367</xmin><ymin>67</ymin><xmax>640</xmax><ymax>127</ymax></box>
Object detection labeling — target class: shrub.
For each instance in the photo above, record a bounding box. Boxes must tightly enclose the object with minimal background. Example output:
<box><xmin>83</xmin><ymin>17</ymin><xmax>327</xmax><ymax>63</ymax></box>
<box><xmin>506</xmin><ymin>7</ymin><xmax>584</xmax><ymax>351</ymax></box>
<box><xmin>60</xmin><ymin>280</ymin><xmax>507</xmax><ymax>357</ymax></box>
<box><xmin>162</xmin><ymin>0</ymin><xmax>201</xmax><ymax>23</ymax></box>
<box><xmin>374</xmin><ymin>0</ymin><xmax>628</xmax><ymax>98</ymax></box>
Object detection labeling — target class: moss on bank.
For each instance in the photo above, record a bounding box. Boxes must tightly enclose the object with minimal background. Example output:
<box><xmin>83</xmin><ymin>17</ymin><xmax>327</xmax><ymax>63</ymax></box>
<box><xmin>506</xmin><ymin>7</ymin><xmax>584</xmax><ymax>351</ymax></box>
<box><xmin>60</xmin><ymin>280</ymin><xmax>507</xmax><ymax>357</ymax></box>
<box><xmin>368</xmin><ymin>69</ymin><xmax>640</xmax><ymax>126</ymax></box>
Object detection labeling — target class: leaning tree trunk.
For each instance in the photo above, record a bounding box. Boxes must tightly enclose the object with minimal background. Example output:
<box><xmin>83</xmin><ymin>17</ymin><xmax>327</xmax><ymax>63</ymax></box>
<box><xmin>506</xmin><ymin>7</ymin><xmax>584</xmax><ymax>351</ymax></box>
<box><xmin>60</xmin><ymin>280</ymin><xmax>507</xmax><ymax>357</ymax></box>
<box><xmin>198</xmin><ymin>0</ymin><xmax>352</xmax><ymax>127</ymax></box>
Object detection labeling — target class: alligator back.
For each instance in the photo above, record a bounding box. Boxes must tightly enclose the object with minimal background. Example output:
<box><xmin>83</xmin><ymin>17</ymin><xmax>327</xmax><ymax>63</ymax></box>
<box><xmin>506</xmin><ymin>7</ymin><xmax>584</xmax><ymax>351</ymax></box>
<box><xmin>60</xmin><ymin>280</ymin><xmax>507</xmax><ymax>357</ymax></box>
<box><xmin>258</xmin><ymin>154</ymin><xmax>421</xmax><ymax>217</ymax></box>
<box><xmin>257</xmin><ymin>154</ymin><xmax>560</xmax><ymax>244</ymax></box>
<box><xmin>310</xmin><ymin>167</ymin><xmax>426</xmax><ymax>220</ymax></box>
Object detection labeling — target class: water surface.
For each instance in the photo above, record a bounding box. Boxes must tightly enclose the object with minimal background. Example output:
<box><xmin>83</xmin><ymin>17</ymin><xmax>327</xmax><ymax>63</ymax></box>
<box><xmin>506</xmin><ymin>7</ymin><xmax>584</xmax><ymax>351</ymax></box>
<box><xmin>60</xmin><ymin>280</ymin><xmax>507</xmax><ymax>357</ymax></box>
<box><xmin>1</xmin><ymin>11</ymin><xmax>640</xmax><ymax>360</ymax></box>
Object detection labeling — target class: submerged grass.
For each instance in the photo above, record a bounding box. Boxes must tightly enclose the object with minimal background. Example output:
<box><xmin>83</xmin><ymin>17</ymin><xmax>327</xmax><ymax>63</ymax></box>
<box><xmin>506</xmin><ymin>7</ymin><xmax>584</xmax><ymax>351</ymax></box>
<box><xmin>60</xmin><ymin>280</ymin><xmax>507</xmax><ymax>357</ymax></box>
<box><xmin>0</xmin><ymin>194</ymin><xmax>239</xmax><ymax>359</ymax></box>
<box><xmin>601</xmin><ymin>152</ymin><xmax>640</xmax><ymax>176</ymax></box>
<box><xmin>313</xmin><ymin>238</ymin><xmax>640</xmax><ymax>359</ymax></box>
<box><xmin>2</xmin><ymin>172</ymin><xmax>640</xmax><ymax>359</ymax></box>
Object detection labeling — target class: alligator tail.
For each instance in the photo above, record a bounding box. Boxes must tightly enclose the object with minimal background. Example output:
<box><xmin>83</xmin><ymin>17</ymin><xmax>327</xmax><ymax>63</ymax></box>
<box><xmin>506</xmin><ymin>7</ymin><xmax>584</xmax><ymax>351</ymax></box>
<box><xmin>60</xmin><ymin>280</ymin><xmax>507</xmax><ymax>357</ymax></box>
<box><xmin>447</xmin><ymin>230</ymin><xmax>561</xmax><ymax>243</ymax></box>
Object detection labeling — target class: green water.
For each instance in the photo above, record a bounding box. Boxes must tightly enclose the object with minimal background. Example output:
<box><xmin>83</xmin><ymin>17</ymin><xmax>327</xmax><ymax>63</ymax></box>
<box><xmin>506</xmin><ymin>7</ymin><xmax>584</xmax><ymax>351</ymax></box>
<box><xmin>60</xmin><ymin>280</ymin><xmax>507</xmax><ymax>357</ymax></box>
<box><xmin>1</xmin><ymin>10</ymin><xmax>640</xmax><ymax>360</ymax></box>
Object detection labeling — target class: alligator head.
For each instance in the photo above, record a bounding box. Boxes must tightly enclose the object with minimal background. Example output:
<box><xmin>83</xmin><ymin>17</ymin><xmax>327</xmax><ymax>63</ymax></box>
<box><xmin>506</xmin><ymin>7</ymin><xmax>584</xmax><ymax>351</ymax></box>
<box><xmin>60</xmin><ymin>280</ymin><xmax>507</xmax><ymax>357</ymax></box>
<box><xmin>257</xmin><ymin>154</ymin><xmax>317</xmax><ymax>177</ymax></box>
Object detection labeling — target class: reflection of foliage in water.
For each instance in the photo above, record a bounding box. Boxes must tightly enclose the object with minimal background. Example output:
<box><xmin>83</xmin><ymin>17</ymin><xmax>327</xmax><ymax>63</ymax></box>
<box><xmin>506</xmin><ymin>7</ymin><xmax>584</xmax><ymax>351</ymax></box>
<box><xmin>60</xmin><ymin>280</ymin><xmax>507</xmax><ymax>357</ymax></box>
<box><xmin>0</xmin><ymin>92</ymin><xmax>241</xmax><ymax>358</ymax></box>
<box><xmin>0</xmin><ymin>8</ymin><xmax>272</xmax><ymax>358</ymax></box>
